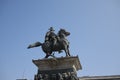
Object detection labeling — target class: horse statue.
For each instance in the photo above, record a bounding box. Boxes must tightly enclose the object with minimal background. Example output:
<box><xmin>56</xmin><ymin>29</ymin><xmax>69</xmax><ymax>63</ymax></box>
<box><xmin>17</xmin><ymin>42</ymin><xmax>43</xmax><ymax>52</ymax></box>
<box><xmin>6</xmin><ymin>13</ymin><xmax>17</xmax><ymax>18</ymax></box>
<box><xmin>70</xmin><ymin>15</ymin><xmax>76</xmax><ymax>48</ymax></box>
<box><xmin>27</xmin><ymin>29</ymin><xmax>71</xmax><ymax>58</ymax></box>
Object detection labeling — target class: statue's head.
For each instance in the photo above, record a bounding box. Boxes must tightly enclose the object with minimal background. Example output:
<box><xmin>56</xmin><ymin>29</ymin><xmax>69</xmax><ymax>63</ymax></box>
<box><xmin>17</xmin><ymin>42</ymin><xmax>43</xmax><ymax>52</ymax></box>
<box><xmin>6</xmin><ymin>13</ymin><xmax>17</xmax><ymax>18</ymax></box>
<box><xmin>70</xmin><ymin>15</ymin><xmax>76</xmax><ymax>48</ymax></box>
<box><xmin>59</xmin><ymin>28</ymin><xmax>70</xmax><ymax>36</ymax></box>
<box><xmin>49</xmin><ymin>27</ymin><xmax>55</xmax><ymax>31</ymax></box>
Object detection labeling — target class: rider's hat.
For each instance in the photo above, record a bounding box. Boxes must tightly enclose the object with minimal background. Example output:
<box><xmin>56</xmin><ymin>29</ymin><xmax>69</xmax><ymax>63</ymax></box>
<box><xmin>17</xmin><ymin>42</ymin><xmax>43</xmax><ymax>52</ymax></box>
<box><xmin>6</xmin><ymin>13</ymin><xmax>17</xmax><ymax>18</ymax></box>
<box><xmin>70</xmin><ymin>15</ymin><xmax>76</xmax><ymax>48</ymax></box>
<box><xmin>49</xmin><ymin>27</ymin><xmax>55</xmax><ymax>31</ymax></box>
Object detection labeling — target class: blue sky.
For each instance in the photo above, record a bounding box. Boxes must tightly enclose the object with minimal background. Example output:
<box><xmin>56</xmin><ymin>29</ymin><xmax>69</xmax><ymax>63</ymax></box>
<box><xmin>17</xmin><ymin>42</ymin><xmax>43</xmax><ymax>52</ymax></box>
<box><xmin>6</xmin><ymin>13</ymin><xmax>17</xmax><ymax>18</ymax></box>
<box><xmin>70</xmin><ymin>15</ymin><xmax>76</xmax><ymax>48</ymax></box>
<box><xmin>0</xmin><ymin>0</ymin><xmax>120</xmax><ymax>80</ymax></box>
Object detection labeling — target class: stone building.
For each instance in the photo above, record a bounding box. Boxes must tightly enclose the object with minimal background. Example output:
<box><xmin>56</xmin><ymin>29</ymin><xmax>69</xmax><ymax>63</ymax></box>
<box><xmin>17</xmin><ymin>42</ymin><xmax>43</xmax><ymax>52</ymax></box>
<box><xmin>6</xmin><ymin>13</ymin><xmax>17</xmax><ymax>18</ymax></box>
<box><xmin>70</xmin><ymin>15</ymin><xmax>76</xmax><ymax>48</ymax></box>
<box><xmin>79</xmin><ymin>75</ymin><xmax>120</xmax><ymax>80</ymax></box>
<box><xmin>32</xmin><ymin>56</ymin><xmax>120</xmax><ymax>80</ymax></box>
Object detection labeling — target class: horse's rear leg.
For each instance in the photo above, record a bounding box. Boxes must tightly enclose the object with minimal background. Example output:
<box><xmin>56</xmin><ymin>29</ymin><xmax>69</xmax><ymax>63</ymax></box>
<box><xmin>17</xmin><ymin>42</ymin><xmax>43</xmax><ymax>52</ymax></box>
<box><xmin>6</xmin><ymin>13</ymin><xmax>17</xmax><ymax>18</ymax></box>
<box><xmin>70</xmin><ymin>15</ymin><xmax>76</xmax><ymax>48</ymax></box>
<box><xmin>45</xmin><ymin>55</ymin><xmax>49</xmax><ymax>58</ymax></box>
<box><xmin>45</xmin><ymin>52</ymin><xmax>54</xmax><ymax>58</ymax></box>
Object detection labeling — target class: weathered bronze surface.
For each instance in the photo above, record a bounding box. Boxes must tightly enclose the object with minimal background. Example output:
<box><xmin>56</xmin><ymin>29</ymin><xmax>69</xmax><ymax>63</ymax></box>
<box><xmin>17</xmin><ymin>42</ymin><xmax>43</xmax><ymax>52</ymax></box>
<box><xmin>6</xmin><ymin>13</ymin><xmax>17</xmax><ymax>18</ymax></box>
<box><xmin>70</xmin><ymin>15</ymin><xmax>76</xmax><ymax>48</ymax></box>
<box><xmin>28</xmin><ymin>27</ymin><xmax>71</xmax><ymax>58</ymax></box>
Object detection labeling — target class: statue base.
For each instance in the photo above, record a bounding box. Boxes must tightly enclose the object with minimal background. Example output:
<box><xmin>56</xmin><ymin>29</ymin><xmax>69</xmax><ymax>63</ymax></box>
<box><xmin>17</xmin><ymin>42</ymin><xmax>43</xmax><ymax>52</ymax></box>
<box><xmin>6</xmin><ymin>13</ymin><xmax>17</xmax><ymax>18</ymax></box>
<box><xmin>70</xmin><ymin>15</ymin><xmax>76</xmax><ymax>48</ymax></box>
<box><xmin>32</xmin><ymin>56</ymin><xmax>82</xmax><ymax>80</ymax></box>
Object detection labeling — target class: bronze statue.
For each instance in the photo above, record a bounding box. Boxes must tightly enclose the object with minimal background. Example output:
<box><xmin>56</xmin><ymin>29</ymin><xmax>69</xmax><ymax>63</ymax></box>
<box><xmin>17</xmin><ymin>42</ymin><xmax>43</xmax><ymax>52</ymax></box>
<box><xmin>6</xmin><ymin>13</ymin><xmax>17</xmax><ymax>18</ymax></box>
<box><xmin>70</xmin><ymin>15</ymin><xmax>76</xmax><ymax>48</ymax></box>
<box><xmin>45</xmin><ymin>27</ymin><xmax>57</xmax><ymax>47</ymax></box>
<box><xmin>27</xmin><ymin>27</ymin><xmax>71</xmax><ymax>58</ymax></box>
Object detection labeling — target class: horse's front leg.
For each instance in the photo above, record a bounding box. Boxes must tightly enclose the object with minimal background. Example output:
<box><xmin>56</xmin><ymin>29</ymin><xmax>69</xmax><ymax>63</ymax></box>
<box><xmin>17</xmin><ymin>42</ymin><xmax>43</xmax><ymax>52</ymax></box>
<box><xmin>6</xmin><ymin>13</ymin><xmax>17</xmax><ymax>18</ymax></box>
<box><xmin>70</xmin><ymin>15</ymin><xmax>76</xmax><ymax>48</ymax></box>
<box><xmin>67</xmin><ymin>48</ymin><xmax>71</xmax><ymax>56</ymax></box>
<box><xmin>64</xmin><ymin>46</ymin><xmax>70</xmax><ymax>57</ymax></box>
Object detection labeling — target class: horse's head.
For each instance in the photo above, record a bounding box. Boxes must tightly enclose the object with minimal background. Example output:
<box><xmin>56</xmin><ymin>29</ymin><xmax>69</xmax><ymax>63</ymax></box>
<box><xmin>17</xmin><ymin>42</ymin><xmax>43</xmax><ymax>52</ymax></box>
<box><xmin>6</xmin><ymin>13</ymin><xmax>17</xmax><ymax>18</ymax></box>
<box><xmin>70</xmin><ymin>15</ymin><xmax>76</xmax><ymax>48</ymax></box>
<box><xmin>58</xmin><ymin>29</ymin><xmax>70</xmax><ymax>37</ymax></box>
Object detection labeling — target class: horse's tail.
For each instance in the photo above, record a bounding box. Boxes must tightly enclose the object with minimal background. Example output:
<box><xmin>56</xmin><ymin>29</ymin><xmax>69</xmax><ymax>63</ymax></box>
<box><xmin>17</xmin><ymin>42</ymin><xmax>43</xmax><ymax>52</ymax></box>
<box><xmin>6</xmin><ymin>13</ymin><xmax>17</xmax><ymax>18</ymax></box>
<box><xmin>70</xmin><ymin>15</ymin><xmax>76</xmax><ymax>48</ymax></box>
<box><xmin>27</xmin><ymin>41</ymin><xmax>42</xmax><ymax>49</ymax></box>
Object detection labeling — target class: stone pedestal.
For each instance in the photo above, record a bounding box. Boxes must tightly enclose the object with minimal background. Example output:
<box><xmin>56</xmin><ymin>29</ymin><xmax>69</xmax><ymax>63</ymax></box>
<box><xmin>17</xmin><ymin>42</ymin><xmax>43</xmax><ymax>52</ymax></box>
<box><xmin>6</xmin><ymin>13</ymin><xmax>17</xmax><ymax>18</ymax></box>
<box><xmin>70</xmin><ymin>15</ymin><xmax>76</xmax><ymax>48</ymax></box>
<box><xmin>32</xmin><ymin>56</ymin><xmax>82</xmax><ymax>80</ymax></box>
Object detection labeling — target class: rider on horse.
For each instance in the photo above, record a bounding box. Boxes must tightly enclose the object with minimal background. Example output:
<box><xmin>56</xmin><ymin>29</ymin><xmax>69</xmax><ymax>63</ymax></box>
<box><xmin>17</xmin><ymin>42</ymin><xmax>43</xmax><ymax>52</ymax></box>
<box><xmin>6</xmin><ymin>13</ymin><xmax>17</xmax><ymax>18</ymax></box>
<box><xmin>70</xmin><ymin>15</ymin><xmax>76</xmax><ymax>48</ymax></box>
<box><xmin>45</xmin><ymin>27</ymin><xmax>62</xmax><ymax>54</ymax></box>
<box><xmin>28</xmin><ymin>27</ymin><xmax>70</xmax><ymax>58</ymax></box>
<box><xmin>45</xmin><ymin>27</ymin><xmax>58</xmax><ymax>47</ymax></box>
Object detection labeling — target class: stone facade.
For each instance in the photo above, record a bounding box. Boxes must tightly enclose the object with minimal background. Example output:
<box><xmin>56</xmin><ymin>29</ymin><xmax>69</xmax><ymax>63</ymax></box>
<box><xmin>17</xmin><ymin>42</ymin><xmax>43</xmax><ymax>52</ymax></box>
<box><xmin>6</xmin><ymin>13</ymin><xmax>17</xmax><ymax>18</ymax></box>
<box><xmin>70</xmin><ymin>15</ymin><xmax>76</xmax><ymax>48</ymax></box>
<box><xmin>79</xmin><ymin>75</ymin><xmax>120</xmax><ymax>80</ymax></box>
<box><xmin>33</xmin><ymin>56</ymin><xmax>82</xmax><ymax>80</ymax></box>
<box><xmin>32</xmin><ymin>56</ymin><xmax>120</xmax><ymax>80</ymax></box>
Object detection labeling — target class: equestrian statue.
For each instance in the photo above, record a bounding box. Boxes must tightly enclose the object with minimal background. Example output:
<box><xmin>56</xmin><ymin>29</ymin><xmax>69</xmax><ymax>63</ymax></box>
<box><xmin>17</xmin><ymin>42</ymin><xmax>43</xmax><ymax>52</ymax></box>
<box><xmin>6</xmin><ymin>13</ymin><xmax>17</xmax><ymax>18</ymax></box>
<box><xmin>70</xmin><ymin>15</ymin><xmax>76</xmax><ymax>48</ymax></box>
<box><xmin>27</xmin><ymin>27</ymin><xmax>71</xmax><ymax>58</ymax></box>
